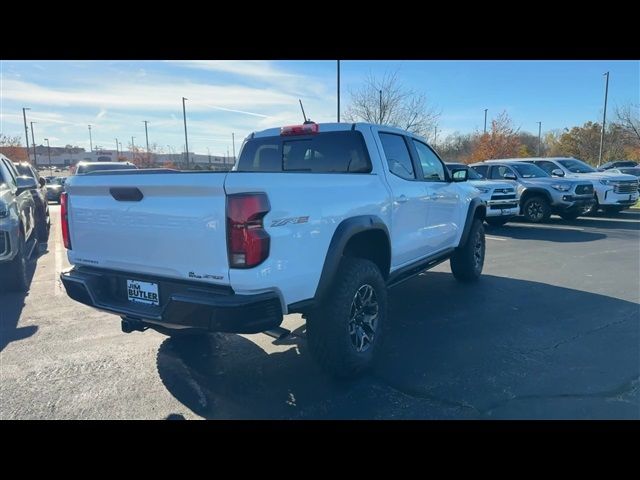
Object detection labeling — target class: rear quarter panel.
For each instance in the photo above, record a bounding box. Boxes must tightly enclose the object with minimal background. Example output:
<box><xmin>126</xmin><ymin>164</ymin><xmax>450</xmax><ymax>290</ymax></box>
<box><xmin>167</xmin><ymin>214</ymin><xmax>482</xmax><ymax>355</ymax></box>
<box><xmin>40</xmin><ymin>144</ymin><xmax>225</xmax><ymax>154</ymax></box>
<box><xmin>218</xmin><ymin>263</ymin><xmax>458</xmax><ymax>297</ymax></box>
<box><xmin>224</xmin><ymin>172</ymin><xmax>390</xmax><ymax>309</ymax></box>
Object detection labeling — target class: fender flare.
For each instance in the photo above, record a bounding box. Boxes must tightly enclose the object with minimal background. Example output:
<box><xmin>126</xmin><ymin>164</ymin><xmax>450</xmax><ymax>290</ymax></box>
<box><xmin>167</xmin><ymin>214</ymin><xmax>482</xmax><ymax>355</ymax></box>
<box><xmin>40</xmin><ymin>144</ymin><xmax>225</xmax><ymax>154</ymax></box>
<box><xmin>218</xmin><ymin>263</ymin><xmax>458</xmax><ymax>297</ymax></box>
<box><xmin>520</xmin><ymin>187</ymin><xmax>553</xmax><ymax>207</ymax></box>
<box><xmin>314</xmin><ymin>215</ymin><xmax>390</xmax><ymax>302</ymax></box>
<box><xmin>458</xmin><ymin>197</ymin><xmax>486</xmax><ymax>247</ymax></box>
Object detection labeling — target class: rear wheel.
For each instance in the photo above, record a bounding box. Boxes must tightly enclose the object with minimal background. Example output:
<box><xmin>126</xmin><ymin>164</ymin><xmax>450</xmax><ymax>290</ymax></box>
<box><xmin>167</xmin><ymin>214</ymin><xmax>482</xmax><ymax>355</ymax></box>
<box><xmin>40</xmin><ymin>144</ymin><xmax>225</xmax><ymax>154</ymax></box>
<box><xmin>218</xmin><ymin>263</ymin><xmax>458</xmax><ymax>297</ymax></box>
<box><xmin>522</xmin><ymin>196</ymin><xmax>551</xmax><ymax>223</ymax></box>
<box><xmin>450</xmin><ymin>218</ymin><xmax>485</xmax><ymax>282</ymax></box>
<box><xmin>1</xmin><ymin>229</ymin><xmax>29</xmax><ymax>292</ymax></box>
<box><xmin>306</xmin><ymin>257</ymin><xmax>387</xmax><ymax>378</ymax></box>
<box><xmin>485</xmin><ymin>217</ymin><xmax>510</xmax><ymax>227</ymax></box>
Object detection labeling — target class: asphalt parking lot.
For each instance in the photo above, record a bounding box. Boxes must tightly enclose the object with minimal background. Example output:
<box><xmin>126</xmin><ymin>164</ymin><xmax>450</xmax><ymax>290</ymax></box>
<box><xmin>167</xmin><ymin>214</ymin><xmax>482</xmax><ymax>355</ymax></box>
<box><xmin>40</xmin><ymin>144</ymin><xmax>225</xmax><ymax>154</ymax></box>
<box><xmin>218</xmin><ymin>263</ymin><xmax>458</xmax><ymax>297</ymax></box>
<box><xmin>1</xmin><ymin>206</ymin><xmax>638</xmax><ymax>419</ymax></box>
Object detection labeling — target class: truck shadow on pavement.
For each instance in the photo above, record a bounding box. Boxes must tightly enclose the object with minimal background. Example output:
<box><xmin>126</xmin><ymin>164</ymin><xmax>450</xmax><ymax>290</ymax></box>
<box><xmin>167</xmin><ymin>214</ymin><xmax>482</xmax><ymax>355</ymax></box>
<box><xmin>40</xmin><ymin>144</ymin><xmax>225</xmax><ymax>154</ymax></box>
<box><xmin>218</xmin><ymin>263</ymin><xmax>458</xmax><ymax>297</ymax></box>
<box><xmin>486</xmin><ymin>222</ymin><xmax>607</xmax><ymax>242</ymax></box>
<box><xmin>156</xmin><ymin>272</ymin><xmax>639</xmax><ymax>419</ymax></box>
<box><xmin>0</xmin><ymin>259</ymin><xmax>39</xmax><ymax>352</ymax></box>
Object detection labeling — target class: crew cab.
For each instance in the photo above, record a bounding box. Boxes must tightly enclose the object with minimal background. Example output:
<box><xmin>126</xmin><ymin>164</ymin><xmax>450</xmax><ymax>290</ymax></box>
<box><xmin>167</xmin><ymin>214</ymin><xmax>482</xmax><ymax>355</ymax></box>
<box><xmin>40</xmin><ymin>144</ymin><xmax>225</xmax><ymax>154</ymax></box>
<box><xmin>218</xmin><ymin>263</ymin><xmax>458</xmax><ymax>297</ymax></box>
<box><xmin>60</xmin><ymin>122</ymin><xmax>487</xmax><ymax>377</ymax></box>
<box><xmin>0</xmin><ymin>154</ymin><xmax>39</xmax><ymax>291</ymax></box>
<box><xmin>497</xmin><ymin>157</ymin><xmax>639</xmax><ymax>214</ymax></box>
<box><xmin>446</xmin><ymin>163</ymin><xmax>519</xmax><ymax>226</ymax></box>
<box><xmin>471</xmin><ymin>160</ymin><xmax>596</xmax><ymax>222</ymax></box>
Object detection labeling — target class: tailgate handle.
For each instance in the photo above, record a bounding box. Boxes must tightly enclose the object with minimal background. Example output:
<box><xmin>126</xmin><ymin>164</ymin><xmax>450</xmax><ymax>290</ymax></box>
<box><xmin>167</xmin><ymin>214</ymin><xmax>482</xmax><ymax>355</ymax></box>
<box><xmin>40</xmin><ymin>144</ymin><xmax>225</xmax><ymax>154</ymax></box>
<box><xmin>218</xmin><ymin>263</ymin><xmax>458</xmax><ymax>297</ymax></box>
<box><xmin>110</xmin><ymin>187</ymin><xmax>144</xmax><ymax>202</ymax></box>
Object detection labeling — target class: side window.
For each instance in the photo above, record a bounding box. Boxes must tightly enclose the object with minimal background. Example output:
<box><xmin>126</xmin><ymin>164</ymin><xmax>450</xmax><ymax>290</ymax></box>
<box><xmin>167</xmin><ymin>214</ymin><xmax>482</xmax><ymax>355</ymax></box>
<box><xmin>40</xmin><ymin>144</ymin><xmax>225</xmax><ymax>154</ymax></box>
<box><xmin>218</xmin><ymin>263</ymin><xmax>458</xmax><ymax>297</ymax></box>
<box><xmin>1</xmin><ymin>159</ymin><xmax>17</xmax><ymax>187</ymax></box>
<box><xmin>535</xmin><ymin>161</ymin><xmax>557</xmax><ymax>175</ymax></box>
<box><xmin>472</xmin><ymin>165</ymin><xmax>489</xmax><ymax>178</ymax></box>
<box><xmin>379</xmin><ymin>133</ymin><xmax>415</xmax><ymax>180</ymax></box>
<box><xmin>489</xmin><ymin>165</ymin><xmax>513</xmax><ymax>180</ymax></box>
<box><xmin>412</xmin><ymin>140</ymin><xmax>445</xmax><ymax>181</ymax></box>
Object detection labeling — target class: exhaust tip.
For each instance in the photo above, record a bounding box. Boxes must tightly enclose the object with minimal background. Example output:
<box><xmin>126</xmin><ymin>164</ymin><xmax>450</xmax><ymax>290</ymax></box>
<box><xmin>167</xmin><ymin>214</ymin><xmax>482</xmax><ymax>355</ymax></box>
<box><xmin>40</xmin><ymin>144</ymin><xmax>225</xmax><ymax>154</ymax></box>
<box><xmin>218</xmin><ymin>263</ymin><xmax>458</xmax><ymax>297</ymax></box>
<box><xmin>264</xmin><ymin>327</ymin><xmax>291</xmax><ymax>341</ymax></box>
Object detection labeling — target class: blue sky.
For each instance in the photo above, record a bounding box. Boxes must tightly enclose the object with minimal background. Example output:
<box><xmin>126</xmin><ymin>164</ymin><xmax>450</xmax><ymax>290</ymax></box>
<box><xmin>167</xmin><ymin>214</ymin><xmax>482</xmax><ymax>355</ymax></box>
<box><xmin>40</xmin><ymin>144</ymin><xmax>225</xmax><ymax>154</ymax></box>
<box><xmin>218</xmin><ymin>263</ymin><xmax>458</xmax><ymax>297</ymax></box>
<box><xmin>1</xmin><ymin>60</ymin><xmax>638</xmax><ymax>155</ymax></box>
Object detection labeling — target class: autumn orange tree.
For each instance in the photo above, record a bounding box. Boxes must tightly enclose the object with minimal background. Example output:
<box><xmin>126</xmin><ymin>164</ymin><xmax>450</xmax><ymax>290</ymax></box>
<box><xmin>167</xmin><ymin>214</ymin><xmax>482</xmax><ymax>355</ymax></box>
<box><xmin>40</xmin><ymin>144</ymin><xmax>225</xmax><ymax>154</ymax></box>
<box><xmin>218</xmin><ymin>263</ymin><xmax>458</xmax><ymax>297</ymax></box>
<box><xmin>467</xmin><ymin>112</ymin><xmax>522</xmax><ymax>163</ymax></box>
<box><xmin>0</xmin><ymin>134</ymin><xmax>29</xmax><ymax>162</ymax></box>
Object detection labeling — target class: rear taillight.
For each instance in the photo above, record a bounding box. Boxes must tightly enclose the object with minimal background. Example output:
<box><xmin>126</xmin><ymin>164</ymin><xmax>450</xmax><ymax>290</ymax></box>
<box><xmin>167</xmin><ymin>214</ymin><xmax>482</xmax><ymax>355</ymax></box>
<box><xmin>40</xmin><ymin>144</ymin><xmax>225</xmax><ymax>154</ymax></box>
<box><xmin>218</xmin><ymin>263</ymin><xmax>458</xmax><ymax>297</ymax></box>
<box><xmin>226</xmin><ymin>193</ymin><xmax>270</xmax><ymax>268</ymax></box>
<box><xmin>60</xmin><ymin>191</ymin><xmax>71</xmax><ymax>249</ymax></box>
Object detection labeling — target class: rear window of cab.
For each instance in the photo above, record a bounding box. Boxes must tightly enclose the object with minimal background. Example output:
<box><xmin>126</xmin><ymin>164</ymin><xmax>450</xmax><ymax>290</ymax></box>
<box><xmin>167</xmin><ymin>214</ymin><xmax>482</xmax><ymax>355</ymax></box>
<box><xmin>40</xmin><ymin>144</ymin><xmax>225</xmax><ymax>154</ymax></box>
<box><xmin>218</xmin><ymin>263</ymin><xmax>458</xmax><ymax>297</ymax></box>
<box><xmin>236</xmin><ymin>131</ymin><xmax>372</xmax><ymax>173</ymax></box>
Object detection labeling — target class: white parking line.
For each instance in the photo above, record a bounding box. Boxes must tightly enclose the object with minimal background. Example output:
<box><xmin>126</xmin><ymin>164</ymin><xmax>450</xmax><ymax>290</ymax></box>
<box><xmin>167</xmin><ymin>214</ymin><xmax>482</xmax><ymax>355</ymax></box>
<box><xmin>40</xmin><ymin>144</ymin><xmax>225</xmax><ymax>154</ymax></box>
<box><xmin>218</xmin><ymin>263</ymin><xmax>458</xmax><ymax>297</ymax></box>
<box><xmin>486</xmin><ymin>236</ymin><xmax>508</xmax><ymax>241</ymax></box>
<box><xmin>53</xmin><ymin>215</ymin><xmax>64</xmax><ymax>296</ymax></box>
<box><xmin>511</xmin><ymin>223</ymin><xmax>585</xmax><ymax>232</ymax></box>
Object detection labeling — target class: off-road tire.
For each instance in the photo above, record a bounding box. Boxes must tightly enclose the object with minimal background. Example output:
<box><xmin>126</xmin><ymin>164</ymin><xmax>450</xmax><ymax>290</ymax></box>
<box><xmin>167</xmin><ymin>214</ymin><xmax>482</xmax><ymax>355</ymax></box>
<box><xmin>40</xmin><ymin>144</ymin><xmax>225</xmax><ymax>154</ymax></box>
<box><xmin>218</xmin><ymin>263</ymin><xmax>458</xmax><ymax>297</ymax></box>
<box><xmin>450</xmin><ymin>218</ymin><xmax>485</xmax><ymax>282</ymax></box>
<box><xmin>522</xmin><ymin>196</ymin><xmax>551</xmax><ymax>223</ymax></box>
<box><xmin>306</xmin><ymin>257</ymin><xmax>387</xmax><ymax>379</ymax></box>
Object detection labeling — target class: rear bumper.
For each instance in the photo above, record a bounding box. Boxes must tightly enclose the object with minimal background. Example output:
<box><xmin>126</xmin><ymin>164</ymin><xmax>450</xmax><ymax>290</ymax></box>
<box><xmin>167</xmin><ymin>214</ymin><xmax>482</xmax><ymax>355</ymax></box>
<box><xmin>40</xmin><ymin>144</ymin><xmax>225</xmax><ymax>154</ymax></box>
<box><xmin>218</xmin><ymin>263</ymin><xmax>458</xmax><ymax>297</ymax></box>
<box><xmin>60</xmin><ymin>266</ymin><xmax>283</xmax><ymax>334</ymax></box>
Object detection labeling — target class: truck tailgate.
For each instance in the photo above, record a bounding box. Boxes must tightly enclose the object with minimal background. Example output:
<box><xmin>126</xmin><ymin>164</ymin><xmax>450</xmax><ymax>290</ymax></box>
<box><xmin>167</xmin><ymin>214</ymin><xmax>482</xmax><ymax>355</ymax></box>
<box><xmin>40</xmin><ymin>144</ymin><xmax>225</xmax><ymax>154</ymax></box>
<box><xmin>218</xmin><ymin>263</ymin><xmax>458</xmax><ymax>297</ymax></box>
<box><xmin>65</xmin><ymin>171</ymin><xmax>230</xmax><ymax>285</ymax></box>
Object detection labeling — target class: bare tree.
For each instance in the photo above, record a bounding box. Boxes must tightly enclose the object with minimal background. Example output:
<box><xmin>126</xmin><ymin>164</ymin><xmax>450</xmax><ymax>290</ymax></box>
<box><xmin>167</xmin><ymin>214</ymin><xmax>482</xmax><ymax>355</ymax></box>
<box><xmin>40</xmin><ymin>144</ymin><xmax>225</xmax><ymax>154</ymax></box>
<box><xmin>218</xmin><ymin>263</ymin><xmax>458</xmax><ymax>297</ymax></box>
<box><xmin>615</xmin><ymin>103</ymin><xmax>640</xmax><ymax>144</ymax></box>
<box><xmin>0</xmin><ymin>133</ymin><xmax>29</xmax><ymax>161</ymax></box>
<box><xmin>344</xmin><ymin>71</ymin><xmax>440</xmax><ymax>139</ymax></box>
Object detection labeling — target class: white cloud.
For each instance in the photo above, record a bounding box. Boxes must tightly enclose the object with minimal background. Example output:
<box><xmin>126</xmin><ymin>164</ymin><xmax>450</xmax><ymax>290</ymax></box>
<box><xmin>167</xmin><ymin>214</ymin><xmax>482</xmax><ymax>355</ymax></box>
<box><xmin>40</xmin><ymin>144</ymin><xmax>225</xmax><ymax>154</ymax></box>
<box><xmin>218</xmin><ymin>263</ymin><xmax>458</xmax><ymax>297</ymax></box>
<box><xmin>167</xmin><ymin>61</ymin><xmax>297</xmax><ymax>81</ymax></box>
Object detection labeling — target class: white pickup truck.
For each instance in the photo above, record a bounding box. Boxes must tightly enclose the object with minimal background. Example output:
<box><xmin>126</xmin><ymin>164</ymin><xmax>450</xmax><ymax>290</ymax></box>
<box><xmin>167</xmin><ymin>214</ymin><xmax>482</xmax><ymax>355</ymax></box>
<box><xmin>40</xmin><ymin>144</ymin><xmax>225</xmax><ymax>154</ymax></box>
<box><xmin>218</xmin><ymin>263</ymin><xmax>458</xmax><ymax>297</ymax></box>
<box><xmin>60</xmin><ymin>122</ymin><xmax>487</xmax><ymax>377</ymax></box>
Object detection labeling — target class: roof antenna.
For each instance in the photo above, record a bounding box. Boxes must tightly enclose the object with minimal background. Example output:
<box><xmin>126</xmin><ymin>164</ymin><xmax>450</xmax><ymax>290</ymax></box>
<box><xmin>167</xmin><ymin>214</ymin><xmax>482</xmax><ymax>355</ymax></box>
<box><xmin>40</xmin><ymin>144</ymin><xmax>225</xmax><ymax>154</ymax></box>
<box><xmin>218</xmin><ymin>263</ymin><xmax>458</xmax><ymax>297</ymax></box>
<box><xmin>299</xmin><ymin>99</ymin><xmax>313</xmax><ymax>124</ymax></box>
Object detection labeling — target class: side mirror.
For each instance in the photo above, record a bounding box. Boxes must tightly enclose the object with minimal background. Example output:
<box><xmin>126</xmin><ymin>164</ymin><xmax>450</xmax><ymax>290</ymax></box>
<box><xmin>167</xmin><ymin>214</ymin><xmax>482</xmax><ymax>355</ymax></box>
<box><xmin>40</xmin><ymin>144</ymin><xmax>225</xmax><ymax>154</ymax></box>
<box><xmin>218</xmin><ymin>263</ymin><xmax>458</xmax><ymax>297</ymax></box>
<box><xmin>39</xmin><ymin>177</ymin><xmax>46</xmax><ymax>187</ymax></box>
<box><xmin>450</xmin><ymin>168</ymin><xmax>468</xmax><ymax>182</ymax></box>
<box><xmin>16</xmin><ymin>176</ymin><xmax>38</xmax><ymax>195</ymax></box>
<box><xmin>551</xmin><ymin>168</ymin><xmax>565</xmax><ymax>177</ymax></box>
<box><xmin>503</xmin><ymin>172</ymin><xmax>517</xmax><ymax>180</ymax></box>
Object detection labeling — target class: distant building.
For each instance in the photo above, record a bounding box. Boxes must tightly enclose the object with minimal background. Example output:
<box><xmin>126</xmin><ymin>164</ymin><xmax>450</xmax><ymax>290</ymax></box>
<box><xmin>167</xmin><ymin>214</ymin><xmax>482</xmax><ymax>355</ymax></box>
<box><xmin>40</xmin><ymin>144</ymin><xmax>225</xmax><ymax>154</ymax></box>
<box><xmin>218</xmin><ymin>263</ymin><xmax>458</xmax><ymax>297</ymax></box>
<box><xmin>20</xmin><ymin>145</ymin><xmax>235</xmax><ymax>171</ymax></box>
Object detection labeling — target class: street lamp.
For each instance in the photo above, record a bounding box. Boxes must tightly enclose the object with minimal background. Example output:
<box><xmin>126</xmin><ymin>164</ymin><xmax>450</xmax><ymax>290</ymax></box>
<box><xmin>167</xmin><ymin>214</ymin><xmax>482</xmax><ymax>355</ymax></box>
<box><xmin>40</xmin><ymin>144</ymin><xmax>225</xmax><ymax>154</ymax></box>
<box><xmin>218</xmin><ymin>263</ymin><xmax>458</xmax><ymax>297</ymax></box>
<box><xmin>143</xmin><ymin>120</ymin><xmax>150</xmax><ymax>163</ymax></box>
<box><xmin>30</xmin><ymin>122</ymin><xmax>37</xmax><ymax>168</ymax></box>
<box><xmin>44</xmin><ymin>138</ymin><xmax>52</xmax><ymax>175</ymax></box>
<box><xmin>484</xmin><ymin>109</ymin><xmax>488</xmax><ymax>134</ymax></box>
<box><xmin>182</xmin><ymin>97</ymin><xmax>190</xmax><ymax>168</ymax></box>
<box><xmin>537</xmin><ymin>121</ymin><xmax>542</xmax><ymax>156</ymax></box>
<box><xmin>22</xmin><ymin>107</ymin><xmax>31</xmax><ymax>163</ymax></box>
<box><xmin>88</xmin><ymin>124</ymin><xmax>93</xmax><ymax>152</ymax></box>
<box><xmin>598</xmin><ymin>72</ymin><xmax>610</xmax><ymax>167</ymax></box>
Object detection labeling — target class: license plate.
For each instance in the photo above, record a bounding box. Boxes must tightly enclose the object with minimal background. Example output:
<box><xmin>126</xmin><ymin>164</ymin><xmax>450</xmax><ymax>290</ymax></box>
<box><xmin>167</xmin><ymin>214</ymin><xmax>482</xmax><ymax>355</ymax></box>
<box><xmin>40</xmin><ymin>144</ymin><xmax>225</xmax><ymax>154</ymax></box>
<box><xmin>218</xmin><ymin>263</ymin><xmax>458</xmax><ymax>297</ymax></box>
<box><xmin>127</xmin><ymin>280</ymin><xmax>159</xmax><ymax>306</ymax></box>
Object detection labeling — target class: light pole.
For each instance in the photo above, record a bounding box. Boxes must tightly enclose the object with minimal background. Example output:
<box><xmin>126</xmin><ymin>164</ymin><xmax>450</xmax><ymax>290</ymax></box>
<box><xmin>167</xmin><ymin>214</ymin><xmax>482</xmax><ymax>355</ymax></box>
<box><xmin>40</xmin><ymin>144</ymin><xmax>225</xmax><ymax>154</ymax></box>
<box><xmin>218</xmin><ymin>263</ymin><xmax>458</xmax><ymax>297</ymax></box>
<box><xmin>30</xmin><ymin>122</ymin><xmax>37</xmax><ymax>168</ymax></box>
<box><xmin>115</xmin><ymin>138</ymin><xmax>119</xmax><ymax>157</ymax></box>
<box><xmin>182</xmin><ymin>97</ymin><xmax>190</xmax><ymax>169</ymax></box>
<box><xmin>22</xmin><ymin>107</ymin><xmax>31</xmax><ymax>163</ymax></box>
<box><xmin>484</xmin><ymin>109</ymin><xmax>488</xmax><ymax>134</ymax></box>
<box><xmin>44</xmin><ymin>138</ymin><xmax>52</xmax><ymax>176</ymax></box>
<box><xmin>232</xmin><ymin>132</ymin><xmax>236</xmax><ymax>162</ymax></box>
<box><xmin>379</xmin><ymin>90</ymin><xmax>383</xmax><ymax>124</ymax></box>
<box><xmin>598</xmin><ymin>71</ymin><xmax>610</xmax><ymax>167</ymax></box>
<box><xmin>88</xmin><ymin>124</ymin><xmax>93</xmax><ymax>152</ymax></box>
<box><xmin>143</xmin><ymin>120</ymin><xmax>150</xmax><ymax>163</ymax></box>
<box><xmin>537</xmin><ymin>121</ymin><xmax>542</xmax><ymax>156</ymax></box>
<box><xmin>131</xmin><ymin>136</ymin><xmax>135</xmax><ymax>159</ymax></box>
<box><xmin>337</xmin><ymin>60</ymin><xmax>340</xmax><ymax>123</ymax></box>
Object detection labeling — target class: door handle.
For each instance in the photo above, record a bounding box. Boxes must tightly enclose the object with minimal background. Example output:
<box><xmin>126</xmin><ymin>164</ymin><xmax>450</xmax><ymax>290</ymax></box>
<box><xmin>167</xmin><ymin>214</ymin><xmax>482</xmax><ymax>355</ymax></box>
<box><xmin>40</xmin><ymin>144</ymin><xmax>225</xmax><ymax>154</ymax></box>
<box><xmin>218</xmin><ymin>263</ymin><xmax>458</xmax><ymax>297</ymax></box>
<box><xmin>396</xmin><ymin>195</ymin><xmax>408</xmax><ymax>204</ymax></box>
<box><xmin>429</xmin><ymin>194</ymin><xmax>442</xmax><ymax>200</ymax></box>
